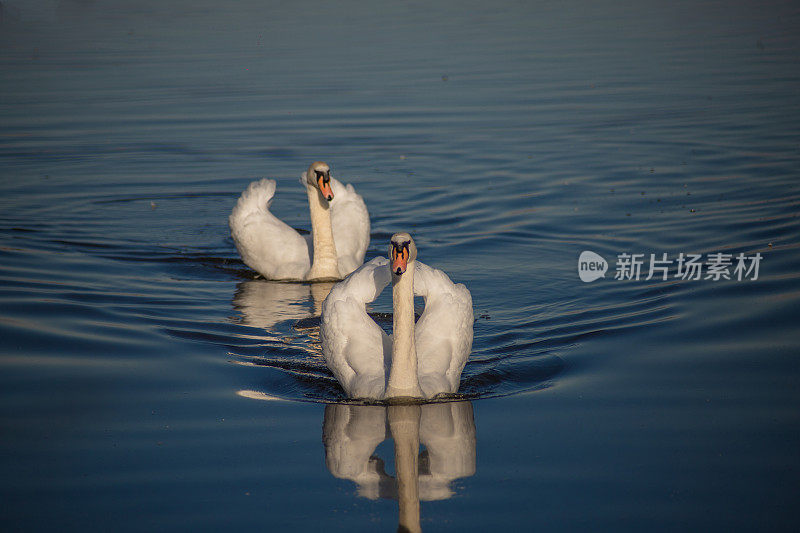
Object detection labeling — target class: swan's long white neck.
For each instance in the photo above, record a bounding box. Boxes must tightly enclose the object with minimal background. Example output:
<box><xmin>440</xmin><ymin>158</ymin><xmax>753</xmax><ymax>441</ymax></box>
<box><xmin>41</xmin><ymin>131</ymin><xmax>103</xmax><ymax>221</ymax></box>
<box><xmin>385</xmin><ymin>261</ymin><xmax>423</xmax><ymax>398</ymax></box>
<box><xmin>305</xmin><ymin>184</ymin><xmax>339</xmax><ymax>280</ymax></box>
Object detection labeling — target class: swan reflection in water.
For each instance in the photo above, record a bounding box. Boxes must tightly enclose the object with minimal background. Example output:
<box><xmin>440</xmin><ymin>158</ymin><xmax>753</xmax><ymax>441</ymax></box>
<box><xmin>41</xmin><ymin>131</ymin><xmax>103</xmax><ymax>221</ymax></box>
<box><xmin>232</xmin><ymin>279</ymin><xmax>334</xmax><ymax>332</ymax></box>
<box><xmin>323</xmin><ymin>401</ymin><xmax>476</xmax><ymax>532</ymax></box>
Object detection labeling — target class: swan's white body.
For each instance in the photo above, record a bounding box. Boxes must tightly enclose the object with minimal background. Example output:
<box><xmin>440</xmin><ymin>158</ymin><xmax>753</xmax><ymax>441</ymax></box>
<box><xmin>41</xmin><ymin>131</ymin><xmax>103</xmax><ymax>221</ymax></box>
<box><xmin>229</xmin><ymin>163</ymin><xmax>370</xmax><ymax>281</ymax></box>
<box><xmin>321</xmin><ymin>243</ymin><xmax>473</xmax><ymax>400</ymax></box>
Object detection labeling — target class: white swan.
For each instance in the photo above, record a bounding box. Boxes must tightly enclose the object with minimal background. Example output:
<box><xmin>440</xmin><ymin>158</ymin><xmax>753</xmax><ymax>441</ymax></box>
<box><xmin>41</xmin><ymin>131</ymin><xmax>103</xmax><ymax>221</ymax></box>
<box><xmin>229</xmin><ymin>161</ymin><xmax>370</xmax><ymax>281</ymax></box>
<box><xmin>321</xmin><ymin>233</ymin><xmax>473</xmax><ymax>400</ymax></box>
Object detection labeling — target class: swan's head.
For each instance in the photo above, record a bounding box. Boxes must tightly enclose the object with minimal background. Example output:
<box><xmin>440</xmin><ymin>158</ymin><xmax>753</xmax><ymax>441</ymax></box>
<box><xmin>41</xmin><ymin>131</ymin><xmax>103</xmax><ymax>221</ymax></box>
<box><xmin>389</xmin><ymin>233</ymin><xmax>417</xmax><ymax>276</ymax></box>
<box><xmin>306</xmin><ymin>161</ymin><xmax>334</xmax><ymax>202</ymax></box>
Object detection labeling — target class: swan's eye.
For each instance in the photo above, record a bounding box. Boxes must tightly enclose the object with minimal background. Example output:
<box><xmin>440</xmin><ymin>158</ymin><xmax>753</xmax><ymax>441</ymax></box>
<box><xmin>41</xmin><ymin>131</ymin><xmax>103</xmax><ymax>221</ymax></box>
<box><xmin>391</xmin><ymin>242</ymin><xmax>409</xmax><ymax>260</ymax></box>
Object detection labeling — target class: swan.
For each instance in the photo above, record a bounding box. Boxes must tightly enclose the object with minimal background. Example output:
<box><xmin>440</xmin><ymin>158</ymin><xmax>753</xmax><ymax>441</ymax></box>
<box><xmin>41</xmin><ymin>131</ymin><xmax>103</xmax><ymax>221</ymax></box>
<box><xmin>321</xmin><ymin>233</ymin><xmax>473</xmax><ymax>400</ymax></box>
<box><xmin>229</xmin><ymin>161</ymin><xmax>370</xmax><ymax>281</ymax></box>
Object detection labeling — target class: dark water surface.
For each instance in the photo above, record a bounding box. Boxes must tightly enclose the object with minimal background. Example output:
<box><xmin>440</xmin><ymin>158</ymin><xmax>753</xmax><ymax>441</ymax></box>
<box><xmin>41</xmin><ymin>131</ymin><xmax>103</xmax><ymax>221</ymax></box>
<box><xmin>2</xmin><ymin>1</ymin><xmax>799</xmax><ymax>531</ymax></box>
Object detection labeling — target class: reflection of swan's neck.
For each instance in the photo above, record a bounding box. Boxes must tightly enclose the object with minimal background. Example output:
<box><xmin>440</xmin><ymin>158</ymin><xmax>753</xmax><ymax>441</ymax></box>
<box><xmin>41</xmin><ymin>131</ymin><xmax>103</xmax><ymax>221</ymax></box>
<box><xmin>388</xmin><ymin>405</ymin><xmax>421</xmax><ymax>533</ymax></box>
<box><xmin>386</xmin><ymin>261</ymin><xmax>422</xmax><ymax>399</ymax></box>
<box><xmin>310</xmin><ymin>281</ymin><xmax>334</xmax><ymax>316</ymax></box>
<box><xmin>306</xmin><ymin>185</ymin><xmax>338</xmax><ymax>280</ymax></box>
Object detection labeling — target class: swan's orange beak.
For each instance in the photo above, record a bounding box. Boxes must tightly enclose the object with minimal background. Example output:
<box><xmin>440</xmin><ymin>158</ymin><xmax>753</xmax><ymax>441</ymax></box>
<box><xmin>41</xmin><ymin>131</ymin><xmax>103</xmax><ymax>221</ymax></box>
<box><xmin>391</xmin><ymin>246</ymin><xmax>409</xmax><ymax>275</ymax></box>
<box><xmin>317</xmin><ymin>175</ymin><xmax>333</xmax><ymax>202</ymax></box>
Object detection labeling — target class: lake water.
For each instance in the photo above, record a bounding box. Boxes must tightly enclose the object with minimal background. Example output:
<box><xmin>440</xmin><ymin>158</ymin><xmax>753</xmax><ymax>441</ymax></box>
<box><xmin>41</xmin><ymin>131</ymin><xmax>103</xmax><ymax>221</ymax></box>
<box><xmin>1</xmin><ymin>1</ymin><xmax>799</xmax><ymax>531</ymax></box>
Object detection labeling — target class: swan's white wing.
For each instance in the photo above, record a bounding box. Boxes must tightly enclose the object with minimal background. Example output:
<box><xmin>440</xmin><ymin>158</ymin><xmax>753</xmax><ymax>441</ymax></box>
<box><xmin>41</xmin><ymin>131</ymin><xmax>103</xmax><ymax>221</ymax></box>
<box><xmin>229</xmin><ymin>179</ymin><xmax>310</xmax><ymax>280</ymax></box>
<box><xmin>413</xmin><ymin>261</ymin><xmax>474</xmax><ymax>396</ymax></box>
<box><xmin>321</xmin><ymin>257</ymin><xmax>391</xmax><ymax>398</ymax></box>
<box><xmin>329</xmin><ymin>178</ymin><xmax>370</xmax><ymax>277</ymax></box>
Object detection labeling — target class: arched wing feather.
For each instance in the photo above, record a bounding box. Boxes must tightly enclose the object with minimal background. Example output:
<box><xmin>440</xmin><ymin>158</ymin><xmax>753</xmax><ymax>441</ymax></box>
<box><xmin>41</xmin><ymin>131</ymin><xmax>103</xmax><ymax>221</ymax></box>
<box><xmin>329</xmin><ymin>178</ymin><xmax>371</xmax><ymax>277</ymax></box>
<box><xmin>229</xmin><ymin>178</ymin><xmax>310</xmax><ymax>280</ymax></box>
<box><xmin>321</xmin><ymin>257</ymin><xmax>391</xmax><ymax>398</ymax></box>
<box><xmin>413</xmin><ymin>261</ymin><xmax>474</xmax><ymax>396</ymax></box>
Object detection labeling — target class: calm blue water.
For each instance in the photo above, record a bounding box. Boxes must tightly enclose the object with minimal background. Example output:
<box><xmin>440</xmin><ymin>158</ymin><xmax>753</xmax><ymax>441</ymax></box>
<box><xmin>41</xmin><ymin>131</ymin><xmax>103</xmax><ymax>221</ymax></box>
<box><xmin>1</xmin><ymin>1</ymin><xmax>799</xmax><ymax>531</ymax></box>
